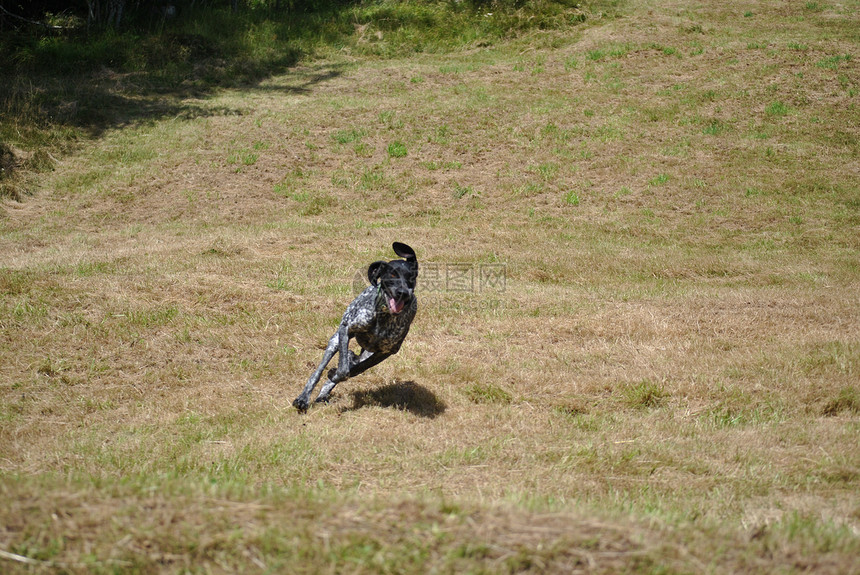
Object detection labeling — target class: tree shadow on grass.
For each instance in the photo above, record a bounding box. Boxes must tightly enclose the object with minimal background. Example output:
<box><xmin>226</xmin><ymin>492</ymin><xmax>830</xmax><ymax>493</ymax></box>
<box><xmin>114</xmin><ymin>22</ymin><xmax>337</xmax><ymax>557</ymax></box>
<box><xmin>0</xmin><ymin>12</ymin><xmax>349</xmax><ymax>147</ymax></box>
<box><xmin>0</xmin><ymin>28</ymin><xmax>345</xmax><ymax>198</ymax></box>
<box><xmin>340</xmin><ymin>380</ymin><xmax>447</xmax><ymax>419</ymax></box>
<box><xmin>1</xmin><ymin>57</ymin><xmax>346</xmax><ymax>139</ymax></box>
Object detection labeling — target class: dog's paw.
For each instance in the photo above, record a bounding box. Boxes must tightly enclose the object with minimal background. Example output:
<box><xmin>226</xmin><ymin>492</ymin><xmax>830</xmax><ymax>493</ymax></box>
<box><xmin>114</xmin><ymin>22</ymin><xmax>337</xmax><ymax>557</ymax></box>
<box><xmin>314</xmin><ymin>394</ymin><xmax>332</xmax><ymax>405</ymax></box>
<box><xmin>292</xmin><ymin>397</ymin><xmax>310</xmax><ymax>413</ymax></box>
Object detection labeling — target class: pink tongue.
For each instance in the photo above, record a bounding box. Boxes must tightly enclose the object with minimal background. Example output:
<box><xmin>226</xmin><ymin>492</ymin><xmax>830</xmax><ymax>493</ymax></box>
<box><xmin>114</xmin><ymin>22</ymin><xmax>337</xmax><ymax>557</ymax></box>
<box><xmin>389</xmin><ymin>297</ymin><xmax>404</xmax><ymax>314</ymax></box>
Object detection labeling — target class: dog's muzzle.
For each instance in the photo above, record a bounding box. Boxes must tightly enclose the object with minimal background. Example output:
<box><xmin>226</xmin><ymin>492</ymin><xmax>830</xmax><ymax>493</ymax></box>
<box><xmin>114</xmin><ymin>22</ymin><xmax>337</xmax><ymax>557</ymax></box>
<box><xmin>387</xmin><ymin>293</ymin><xmax>411</xmax><ymax>314</ymax></box>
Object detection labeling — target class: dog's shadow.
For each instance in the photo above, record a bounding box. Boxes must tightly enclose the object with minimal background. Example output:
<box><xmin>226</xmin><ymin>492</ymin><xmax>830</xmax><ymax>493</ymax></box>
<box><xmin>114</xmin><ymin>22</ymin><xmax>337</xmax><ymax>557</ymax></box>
<box><xmin>340</xmin><ymin>380</ymin><xmax>446</xmax><ymax>418</ymax></box>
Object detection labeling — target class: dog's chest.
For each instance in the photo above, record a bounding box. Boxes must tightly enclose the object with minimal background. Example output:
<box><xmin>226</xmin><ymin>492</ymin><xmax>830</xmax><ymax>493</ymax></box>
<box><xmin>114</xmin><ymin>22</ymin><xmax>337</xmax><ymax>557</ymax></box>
<box><xmin>347</xmin><ymin>294</ymin><xmax>417</xmax><ymax>353</ymax></box>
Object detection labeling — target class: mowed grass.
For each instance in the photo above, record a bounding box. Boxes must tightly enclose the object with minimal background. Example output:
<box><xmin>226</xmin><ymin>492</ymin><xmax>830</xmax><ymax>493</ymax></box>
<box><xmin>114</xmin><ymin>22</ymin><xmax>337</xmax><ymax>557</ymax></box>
<box><xmin>1</xmin><ymin>0</ymin><xmax>859</xmax><ymax>572</ymax></box>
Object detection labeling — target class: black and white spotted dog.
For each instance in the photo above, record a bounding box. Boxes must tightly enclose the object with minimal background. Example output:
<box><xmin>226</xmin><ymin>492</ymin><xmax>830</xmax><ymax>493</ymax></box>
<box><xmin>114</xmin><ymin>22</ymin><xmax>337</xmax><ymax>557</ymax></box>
<box><xmin>292</xmin><ymin>242</ymin><xmax>418</xmax><ymax>412</ymax></box>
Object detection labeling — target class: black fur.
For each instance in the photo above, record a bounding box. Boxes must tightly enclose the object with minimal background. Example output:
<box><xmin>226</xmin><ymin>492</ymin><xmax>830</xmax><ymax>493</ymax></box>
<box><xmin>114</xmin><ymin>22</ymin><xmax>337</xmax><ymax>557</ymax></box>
<box><xmin>292</xmin><ymin>242</ymin><xmax>418</xmax><ymax>412</ymax></box>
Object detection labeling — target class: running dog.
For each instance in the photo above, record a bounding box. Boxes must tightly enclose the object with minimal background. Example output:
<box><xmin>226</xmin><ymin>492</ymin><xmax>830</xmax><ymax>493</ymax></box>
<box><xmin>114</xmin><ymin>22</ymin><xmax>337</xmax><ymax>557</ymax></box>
<box><xmin>292</xmin><ymin>242</ymin><xmax>418</xmax><ymax>412</ymax></box>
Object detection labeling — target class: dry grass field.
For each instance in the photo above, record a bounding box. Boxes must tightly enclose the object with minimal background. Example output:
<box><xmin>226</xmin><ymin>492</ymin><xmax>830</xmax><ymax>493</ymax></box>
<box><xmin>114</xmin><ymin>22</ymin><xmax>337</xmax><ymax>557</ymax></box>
<box><xmin>2</xmin><ymin>0</ymin><xmax>859</xmax><ymax>572</ymax></box>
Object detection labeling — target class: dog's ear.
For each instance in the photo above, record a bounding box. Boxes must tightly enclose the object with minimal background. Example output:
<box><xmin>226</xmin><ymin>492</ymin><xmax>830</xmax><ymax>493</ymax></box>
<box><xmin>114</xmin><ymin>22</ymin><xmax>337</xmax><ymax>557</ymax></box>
<box><xmin>392</xmin><ymin>242</ymin><xmax>416</xmax><ymax>261</ymax></box>
<box><xmin>392</xmin><ymin>242</ymin><xmax>418</xmax><ymax>282</ymax></box>
<box><xmin>367</xmin><ymin>261</ymin><xmax>387</xmax><ymax>286</ymax></box>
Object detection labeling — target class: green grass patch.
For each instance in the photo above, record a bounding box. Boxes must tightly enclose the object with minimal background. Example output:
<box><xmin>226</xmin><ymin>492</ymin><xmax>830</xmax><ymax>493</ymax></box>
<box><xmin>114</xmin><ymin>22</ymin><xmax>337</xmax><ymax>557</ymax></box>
<box><xmin>332</xmin><ymin>128</ymin><xmax>367</xmax><ymax>145</ymax></box>
<box><xmin>387</xmin><ymin>141</ymin><xmax>408</xmax><ymax>158</ymax></box>
<box><xmin>649</xmin><ymin>173</ymin><xmax>670</xmax><ymax>186</ymax></box>
<box><xmin>623</xmin><ymin>380</ymin><xmax>667</xmax><ymax>409</ymax></box>
<box><xmin>816</xmin><ymin>54</ymin><xmax>852</xmax><ymax>70</ymax></box>
<box><xmin>453</xmin><ymin>182</ymin><xmax>479</xmax><ymax>199</ymax></box>
<box><xmin>463</xmin><ymin>383</ymin><xmax>513</xmax><ymax>405</ymax></box>
<box><xmin>703</xmin><ymin>119</ymin><xmax>728</xmax><ymax>135</ymax></box>
<box><xmin>766</xmin><ymin>101</ymin><xmax>790</xmax><ymax>117</ymax></box>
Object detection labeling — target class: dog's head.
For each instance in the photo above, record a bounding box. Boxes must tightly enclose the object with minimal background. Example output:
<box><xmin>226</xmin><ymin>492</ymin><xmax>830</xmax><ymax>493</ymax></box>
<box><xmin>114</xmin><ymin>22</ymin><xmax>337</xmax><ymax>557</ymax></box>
<box><xmin>368</xmin><ymin>242</ymin><xmax>418</xmax><ymax>315</ymax></box>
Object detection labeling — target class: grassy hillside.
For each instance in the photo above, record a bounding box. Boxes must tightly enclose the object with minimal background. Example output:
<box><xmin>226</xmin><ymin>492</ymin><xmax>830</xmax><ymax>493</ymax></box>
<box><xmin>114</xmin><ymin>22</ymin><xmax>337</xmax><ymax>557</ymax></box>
<box><xmin>0</xmin><ymin>0</ymin><xmax>590</xmax><ymax>199</ymax></box>
<box><xmin>1</xmin><ymin>0</ymin><xmax>858</xmax><ymax>572</ymax></box>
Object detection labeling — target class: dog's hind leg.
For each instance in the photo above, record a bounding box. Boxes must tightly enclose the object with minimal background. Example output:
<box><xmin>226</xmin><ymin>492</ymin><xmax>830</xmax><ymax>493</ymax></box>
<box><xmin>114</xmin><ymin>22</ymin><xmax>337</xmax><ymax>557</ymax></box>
<box><xmin>316</xmin><ymin>349</ymin><xmax>372</xmax><ymax>403</ymax></box>
<box><xmin>328</xmin><ymin>349</ymin><xmax>393</xmax><ymax>381</ymax></box>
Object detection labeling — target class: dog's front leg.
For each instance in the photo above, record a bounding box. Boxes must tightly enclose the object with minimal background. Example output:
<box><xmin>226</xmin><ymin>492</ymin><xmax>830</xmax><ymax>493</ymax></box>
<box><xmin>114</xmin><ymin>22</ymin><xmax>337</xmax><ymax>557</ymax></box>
<box><xmin>293</xmin><ymin>330</ymin><xmax>341</xmax><ymax>412</ymax></box>
<box><xmin>333</xmin><ymin>324</ymin><xmax>354</xmax><ymax>381</ymax></box>
<box><xmin>314</xmin><ymin>325</ymin><xmax>354</xmax><ymax>404</ymax></box>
